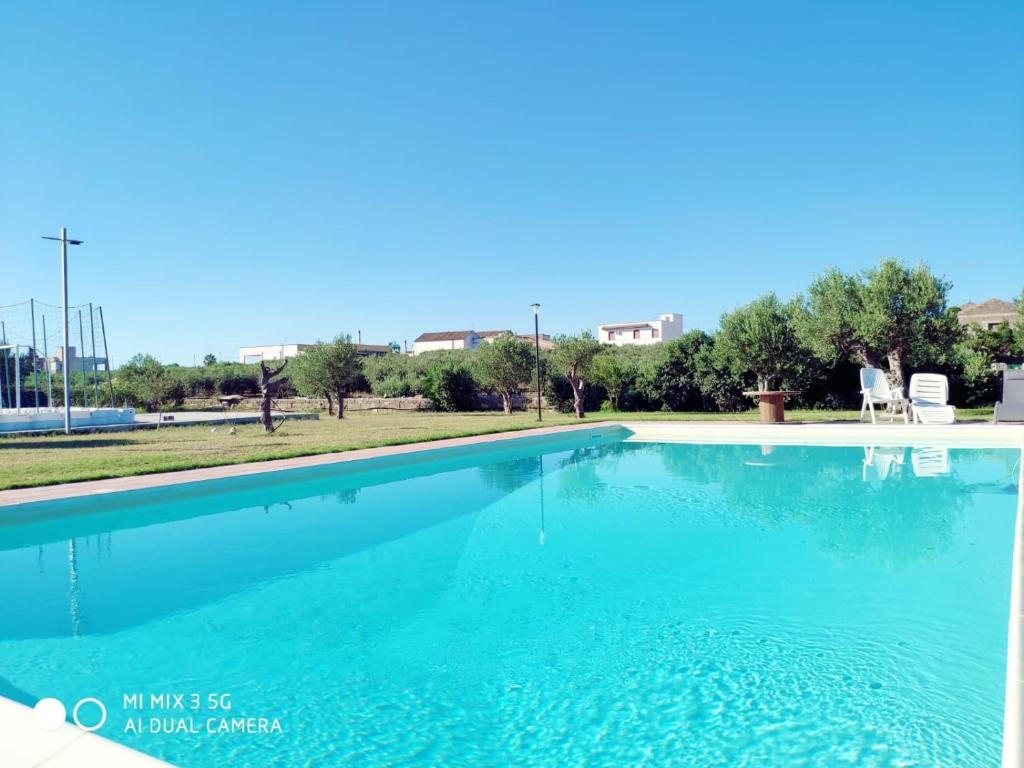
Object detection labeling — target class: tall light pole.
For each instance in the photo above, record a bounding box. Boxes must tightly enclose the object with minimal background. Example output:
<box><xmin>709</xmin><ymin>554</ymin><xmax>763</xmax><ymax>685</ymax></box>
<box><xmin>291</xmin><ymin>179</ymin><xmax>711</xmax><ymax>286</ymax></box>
<box><xmin>531</xmin><ymin>303</ymin><xmax>542</xmax><ymax>422</ymax></box>
<box><xmin>42</xmin><ymin>228</ymin><xmax>84</xmax><ymax>435</ymax></box>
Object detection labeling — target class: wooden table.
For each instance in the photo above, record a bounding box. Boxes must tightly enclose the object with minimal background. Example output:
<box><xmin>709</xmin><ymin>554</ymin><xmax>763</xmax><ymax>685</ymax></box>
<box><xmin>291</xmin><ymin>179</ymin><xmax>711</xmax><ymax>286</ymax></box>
<box><xmin>742</xmin><ymin>390</ymin><xmax>801</xmax><ymax>423</ymax></box>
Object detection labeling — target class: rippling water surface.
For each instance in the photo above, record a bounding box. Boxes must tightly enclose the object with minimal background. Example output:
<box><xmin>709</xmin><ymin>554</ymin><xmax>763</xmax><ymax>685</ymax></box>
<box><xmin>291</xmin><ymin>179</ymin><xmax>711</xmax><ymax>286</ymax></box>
<box><xmin>0</xmin><ymin>436</ymin><xmax>1017</xmax><ymax>766</ymax></box>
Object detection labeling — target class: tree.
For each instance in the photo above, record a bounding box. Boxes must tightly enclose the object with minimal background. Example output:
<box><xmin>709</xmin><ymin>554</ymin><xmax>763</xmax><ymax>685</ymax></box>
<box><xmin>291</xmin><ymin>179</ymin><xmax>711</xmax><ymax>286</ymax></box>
<box><xmin>387</xmin><ymin>341</ymin><xmax>401</xmax><ymax>353</ymax></box>
<box><xmin>258</xmin><ymin>359</ymin><xmax>288</xmax><ymax>432</ymax></box>
<box><xmin>590</xmin><ymin>346</ymin><xmax>640</xmax><ymax>411</ymax></box>
<box><xmin>1017</xmin><ymin>289</ymin><xmax>1024</xmax><ymax>354</ymax></box>
<box><xmin>290</xmin><ymin>336</ymin><xmax>363</xmax><ymax>419</ymax></box>
<box><xmin>716</xmin><ymin>294</ymin><xmax>802</xmax><ymax>392</ymax></box>
<box><xmin>549</xmin><ymin>332</ymin><xmax>602</xmax><ymax>418</ymax></box>
<box><xmin>117</xmin><ymin>354</ymin><xmax>183</xmax><ymax>412</ymax></box>
<box><xmin>289</xmin><ymin>344</ymin><xmax>336</xmax><ymax>415</ymax></box>
<box><xmin>474</xmin><ymin>334</ymin><xmax>533</xmax><ymax>414</ymax></box>
<box><xmin>322</xmin><ymin>336</ymin><xmax>364</xmax><ymax>418</ymax></box>
<box><xmin>794</xmin><ymin>259</ymin><xmax>959</xmax><ymax>389</ymax></box>
<box><xmin>202</xmin><ymin>354</ymin><xmax>217</xmax><ymax>367</ymax></box>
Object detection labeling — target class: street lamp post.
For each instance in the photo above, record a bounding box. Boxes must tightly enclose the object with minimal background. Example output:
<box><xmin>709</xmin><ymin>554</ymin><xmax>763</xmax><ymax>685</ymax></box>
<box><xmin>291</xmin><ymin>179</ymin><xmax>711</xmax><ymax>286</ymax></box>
<box><xmin>531</xmin><ymin>303</ymin><xmax>542</xmax><ymax>422</ymax></box>
<box><xmin>42</xmin><ymin>228</ymin><xmax>84</xmax><ymax>435</ymax></box>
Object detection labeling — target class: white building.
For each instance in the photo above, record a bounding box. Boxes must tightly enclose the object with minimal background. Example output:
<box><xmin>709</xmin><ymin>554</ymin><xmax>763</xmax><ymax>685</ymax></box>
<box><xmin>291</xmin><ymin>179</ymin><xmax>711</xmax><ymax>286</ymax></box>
<box><xmin>412</xmin><ymin>331</ymin><xmax>481</xmax><ymax>355</ymax></box>
<box><xmin>239</xmin><ymin>344</ymin><xmax>314</xmax><ymax>364</ymax></box>
<box><xmin>239</xmin><ymin>342</ymin><xmax>389</xmax><ymax>364</ymax></box>
<box><xmin>597</xmin><ymin>312</ymin><xmax>683</xmax><ymax>346</ymax></box>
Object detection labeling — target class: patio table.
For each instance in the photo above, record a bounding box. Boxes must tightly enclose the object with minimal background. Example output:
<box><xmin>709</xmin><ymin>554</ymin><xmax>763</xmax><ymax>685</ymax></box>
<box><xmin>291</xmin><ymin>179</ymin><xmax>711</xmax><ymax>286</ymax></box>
<box><xmin>742</xmin><ymin>390</ymin><xmax>801</xmax><ymax>424</ymax></box>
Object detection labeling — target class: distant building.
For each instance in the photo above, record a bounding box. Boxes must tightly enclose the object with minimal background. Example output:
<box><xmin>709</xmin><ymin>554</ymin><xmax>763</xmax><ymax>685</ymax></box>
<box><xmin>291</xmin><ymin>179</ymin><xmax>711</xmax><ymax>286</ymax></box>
<box><xmin>239</xmin><ymin>342</ymin><xmax>389</xmax><ymax>364</ymax></box>
<box><xmin>515</xmin><ymin>333</ymin><xmax>555</xmax><ymax>351</ymax></box>
<box><xmin>239</xmin><ymin>344</ymin><xmax>314</xmax><ymax>364</ymax></box>
<box><xmin>412</xmin><ymin>331</ymin><xmax>481</xmax><ymax>355</ymax></box>
<box><xmin>47</xmin><ymin>346</ymin><xmax>108</xmax><ymax>374</ymax></box>
<box><xmin>598</xmin><ymin>312</ymin><xmax>683</xmax><ymax>346</ymax></box>
<box><xmin>958</xmin><ymin>299</ymin><xmax>1020</xmax><ymax>331</ymax></box>
<box><xmin>477</xmin><ymin>330</ymin><xmax>514</xmax><ymax>343</ymax></box>
<box><xmin>413</xmin><ymin>329</ymin><xmax>554</xmax><ymax>355</ymax></box>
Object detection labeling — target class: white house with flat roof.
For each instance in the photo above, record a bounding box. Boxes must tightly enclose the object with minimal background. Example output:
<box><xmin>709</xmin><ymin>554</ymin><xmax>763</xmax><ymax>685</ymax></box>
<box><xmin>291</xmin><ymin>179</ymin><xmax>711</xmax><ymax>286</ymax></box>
<box><xmin>598</xmin><ymin>312</ymin><xmax>683</xmax><ymax>346</ymax></box>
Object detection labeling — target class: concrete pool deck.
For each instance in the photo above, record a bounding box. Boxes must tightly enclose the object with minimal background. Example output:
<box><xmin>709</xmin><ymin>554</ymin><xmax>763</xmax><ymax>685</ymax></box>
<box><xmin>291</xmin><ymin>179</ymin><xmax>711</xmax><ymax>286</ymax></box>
<box><xmin>1</xmin><ymin>419</ymin><xmax>1022</xmax><ymax>767</ymax></box>
<box><xmin>0</xmin><ymin>695</ymin><xmax>171</xmax><ymax>767</ymax></box>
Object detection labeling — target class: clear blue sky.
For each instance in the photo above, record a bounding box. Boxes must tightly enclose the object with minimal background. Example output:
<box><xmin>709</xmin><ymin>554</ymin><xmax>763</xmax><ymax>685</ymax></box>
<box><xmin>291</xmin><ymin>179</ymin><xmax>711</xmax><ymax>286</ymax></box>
<box><xmin>3</xmin><ymin>1</ymin><xmax>1022</xmax><ymax>365</ymax></box>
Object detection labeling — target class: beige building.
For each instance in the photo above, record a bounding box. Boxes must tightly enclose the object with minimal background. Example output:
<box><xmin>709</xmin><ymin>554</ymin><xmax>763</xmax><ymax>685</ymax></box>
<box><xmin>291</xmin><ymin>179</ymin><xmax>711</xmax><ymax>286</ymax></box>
<box><xmin>413</xmin><ymin>329</ymin><xmax>554</xmax><ymax>355</ymax></box>
<box><xmin>958</xmin><ymin>299</ymin><xmax>1020</xmax><ymax>331</ymax></box>
<box><xmin>47</xmin><ymin>345</ymin><xmax>109</xmax><ymax>374</ymax></box>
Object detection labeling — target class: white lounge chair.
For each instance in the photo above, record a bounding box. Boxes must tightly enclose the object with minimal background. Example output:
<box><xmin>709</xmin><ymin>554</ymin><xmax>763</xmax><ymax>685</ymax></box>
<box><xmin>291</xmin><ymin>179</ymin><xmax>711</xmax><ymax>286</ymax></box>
<box><xmin>859</xmin><ymin>368</ymin><xmax>908</xmax><ymax>424</ymax></box>
<box><xmin>909</xmin><ymin>373</ymin><xmax>956</xmax><ymax>425</ymax></box>
<box><xmin>911</xmin><ymin>446</ymin><xmax>950</xmax><ymax>476</ymax></box>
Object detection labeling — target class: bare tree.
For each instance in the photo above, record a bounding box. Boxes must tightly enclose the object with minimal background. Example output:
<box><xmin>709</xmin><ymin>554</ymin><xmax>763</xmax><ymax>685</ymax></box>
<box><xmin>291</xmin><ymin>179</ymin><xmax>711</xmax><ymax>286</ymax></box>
<box><xmin>258</xmin><ymin>359</ymin><xmax>288</xmax><ymax>432</ymax></box>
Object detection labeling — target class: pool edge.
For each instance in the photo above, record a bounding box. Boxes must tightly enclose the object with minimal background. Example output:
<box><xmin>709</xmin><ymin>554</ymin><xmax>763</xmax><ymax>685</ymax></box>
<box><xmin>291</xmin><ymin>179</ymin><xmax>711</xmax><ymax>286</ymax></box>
<box><xmin>1003</xmin><ymin>435</ymin><xmax>1024</xmax><ymax>768</ymax></box>
<box><xmin>0</xmin><ymin>694</ymin><xmax>172</xmax><ymax>767</ymax></box>
<box><xmin>0</xmin><ymin>422</ymin><xmax>624</xmax><ymax>509</ymax></box>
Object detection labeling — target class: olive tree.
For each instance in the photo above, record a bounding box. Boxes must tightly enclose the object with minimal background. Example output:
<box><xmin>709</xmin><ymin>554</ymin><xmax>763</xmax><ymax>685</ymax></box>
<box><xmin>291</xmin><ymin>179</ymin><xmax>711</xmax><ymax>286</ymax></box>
<box><xmin>715</xmin><ymin>293</ymin><xmax>801</xmax><ymax>392</ymax></box>
<box><xmin>1017</xmin><ymin>289</ymin><xmax>1024</xmax><ymax>353</ymax></box>
<box><xmin>258</xmin><ymin>359</ymin><xmax>289</xmax><ymax>432</ymax></box>
<box><xmin>289</xmin><ymin>344</ymin><xmax>336</xmax><ymax>415</ymax></box>
<box><xmin>549</xmin><ymin>332</ymin><xmax>602</xmax><ymax>418</ymax></box>
<box><xmin>116</xmin><ymin>354</ymin><xmax>183</xmax><ymax>412</ymax></box>
<box><xmin>288</xmin><ymin>336</ymin><xmax>363</xmax><ymax>419</ymax></box>
<box><xmin>794</xmin><ymin>259</ymin><xmax>959</xmax><ymax>389</ymax></box>
<box><xmin>474</xmin><ymin>334</ymin><xmax>534</xmax><ymax>414</ymax></box>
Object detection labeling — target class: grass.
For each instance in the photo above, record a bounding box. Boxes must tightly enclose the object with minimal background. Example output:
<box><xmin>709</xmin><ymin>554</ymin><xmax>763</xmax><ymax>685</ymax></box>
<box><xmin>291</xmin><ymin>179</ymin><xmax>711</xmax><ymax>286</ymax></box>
<box><xmin>0</xmin><ymin>407</ymin><xmax>996</xmax><ymax>490</ymax></box>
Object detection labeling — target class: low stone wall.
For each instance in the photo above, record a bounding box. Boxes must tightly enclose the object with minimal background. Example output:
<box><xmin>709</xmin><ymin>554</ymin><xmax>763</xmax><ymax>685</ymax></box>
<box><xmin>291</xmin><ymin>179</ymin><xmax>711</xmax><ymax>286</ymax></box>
<box><xmin>183</xmin><ymin>394</ymin><xmax>546</xmax><ymax>413</ymax></box>
<box><xmin>184</xmin><ymin>396</ymin><xmax>432</xmax><ymax>412</ymax></box>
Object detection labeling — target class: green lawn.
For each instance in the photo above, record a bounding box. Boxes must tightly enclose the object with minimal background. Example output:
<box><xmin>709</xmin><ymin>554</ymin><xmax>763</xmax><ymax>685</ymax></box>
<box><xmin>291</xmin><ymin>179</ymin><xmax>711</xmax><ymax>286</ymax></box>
<box><xmin>0</xmin><ymin>407</ymin><xmax>995</xmax><ymax>490</ymax></box>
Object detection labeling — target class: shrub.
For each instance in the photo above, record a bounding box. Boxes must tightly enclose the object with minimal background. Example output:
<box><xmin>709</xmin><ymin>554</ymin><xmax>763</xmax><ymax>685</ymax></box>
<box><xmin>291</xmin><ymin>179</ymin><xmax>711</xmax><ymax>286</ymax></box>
<box><xmin>422</xmin><ymin>356</ymin><xmax>478</xmax><ymax>411</ymax></box>
<box><xmin>375</xmin><ymin>374</ymin><xmax>414</xmax><ymax>398</ymax></box>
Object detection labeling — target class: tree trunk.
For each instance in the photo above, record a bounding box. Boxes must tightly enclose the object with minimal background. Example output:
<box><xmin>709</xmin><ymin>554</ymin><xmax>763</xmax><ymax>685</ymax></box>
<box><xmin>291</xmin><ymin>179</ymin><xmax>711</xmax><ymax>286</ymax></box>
<box><xmin>258</xmin><ymin>360</ymin><xmax>287</xmax><ymax>433</ymax></box>
<box><xmin>325</xmin><ymin>393</ymin><xmax>334</xmax><ymax>416</ymax></box>
<box><xmin>569</xmin><ymin>379</ymin><xmax>585</xmax><ymax>418</ymax></box>
<box><xmin>501</xmin><ymin>389</ymin><xmax>512</xmax><ymax>415</ymax></box>
<box><xmin>335</xmin><ymin>388</ymin><xmax>345</xmax><ymax>419</ymax></box>
<box><xmin>886</xmin><ymin>350</ymin><xmax>905</xmax><ymax>390</ymax></box>
<box><xmin>852</xmin><ymin>346</ymin><xmax>881</xmax><ymax>371</ymax></box>
<box><xmin>260</xmin><ymin>391</ymin><xmax>273</xmax><ymax>432</ymax></box>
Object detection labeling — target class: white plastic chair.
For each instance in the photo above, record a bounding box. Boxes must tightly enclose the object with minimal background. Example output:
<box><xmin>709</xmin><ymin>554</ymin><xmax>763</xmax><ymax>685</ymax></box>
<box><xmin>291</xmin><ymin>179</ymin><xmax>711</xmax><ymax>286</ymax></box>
<box><xmin>909</xmin><ymin>373</ymin><xmax>956</xmax><ymax>425</ymax></box>
<box><xmin>859</xmin><ymin>368</ymin><xmax>908</xmax><ymax>424</ymax></box>
<box><xmin>862</xmin><ymin>446</ymin><xmax>905</xmax><ymax>482</ymax></box>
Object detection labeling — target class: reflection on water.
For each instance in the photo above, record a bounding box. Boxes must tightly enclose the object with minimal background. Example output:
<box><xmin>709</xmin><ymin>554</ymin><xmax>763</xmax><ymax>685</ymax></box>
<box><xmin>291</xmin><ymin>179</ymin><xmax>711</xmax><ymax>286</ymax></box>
<box><xmin>864</xmin><ymin>446</ymin><xmax>953</xmax><ymax>481</ymax></box>
<box><xmin>911</xmin><ymin>446</ymin><xmax>950</xmax><ymax>477</ymax></box>
<box><xmin>0</xmin><ymin>437</ymin><xmax>1017</xmax><ymax>644</ymax></box>
<box><xmin>646</xmin><ymin>442</ymin><xmax>1013</xmax><ymax>570</ymax></box>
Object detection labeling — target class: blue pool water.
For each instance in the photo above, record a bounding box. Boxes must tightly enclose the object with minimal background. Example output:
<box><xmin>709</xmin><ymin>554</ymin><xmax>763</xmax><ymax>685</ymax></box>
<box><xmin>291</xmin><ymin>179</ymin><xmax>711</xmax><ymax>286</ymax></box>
<box><xmin>0</xmin><ymin>432</ymin><xmax>1019</xmax><ymax>766</ymax></box>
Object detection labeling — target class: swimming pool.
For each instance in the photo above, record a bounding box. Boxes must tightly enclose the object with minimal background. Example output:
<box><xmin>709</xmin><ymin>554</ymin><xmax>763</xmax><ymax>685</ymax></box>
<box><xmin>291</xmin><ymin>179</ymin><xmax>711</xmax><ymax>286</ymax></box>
<box><xmin>0</xmin><ymin>429</ymin><xmax>1019</xmax><ymax>766</ymax></box>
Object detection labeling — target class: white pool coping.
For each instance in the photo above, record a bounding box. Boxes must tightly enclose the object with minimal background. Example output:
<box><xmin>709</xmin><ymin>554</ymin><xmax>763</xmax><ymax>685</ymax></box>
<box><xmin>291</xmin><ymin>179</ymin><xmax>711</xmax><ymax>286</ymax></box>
<box><xmin>0</xmin><ymin>695</ymin><xmax>171</xmax><ymax>767</ymax></box>
<box><xmin>620</xmin><ymin>420</ymin><xmax>1024</xmax><ymax>448</ymax></box>
<box><xmin>2</xmin><ymin>418</ymin><xmax>1023</xmax><ymax>765</ymax></box>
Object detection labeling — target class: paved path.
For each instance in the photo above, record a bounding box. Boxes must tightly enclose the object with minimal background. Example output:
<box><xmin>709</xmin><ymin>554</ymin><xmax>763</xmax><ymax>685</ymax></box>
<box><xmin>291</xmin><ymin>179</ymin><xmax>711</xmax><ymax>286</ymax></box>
<box><xmin>134</xmin><ymin>410</ymin><xmax>318</xmax><ymax>426</ymax></box>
